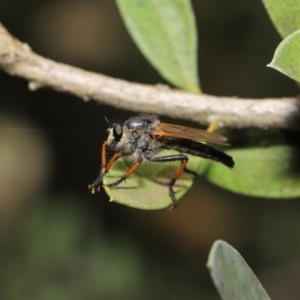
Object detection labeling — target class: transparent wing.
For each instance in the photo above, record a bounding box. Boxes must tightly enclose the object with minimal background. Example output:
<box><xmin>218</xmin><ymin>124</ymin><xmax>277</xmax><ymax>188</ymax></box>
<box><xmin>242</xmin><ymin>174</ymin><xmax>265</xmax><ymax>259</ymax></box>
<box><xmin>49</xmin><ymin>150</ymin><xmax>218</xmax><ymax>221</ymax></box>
<box><xmin>152</xmin><ymin>122</ymin><xmax>229</xmax><ymax>146</ymax></box>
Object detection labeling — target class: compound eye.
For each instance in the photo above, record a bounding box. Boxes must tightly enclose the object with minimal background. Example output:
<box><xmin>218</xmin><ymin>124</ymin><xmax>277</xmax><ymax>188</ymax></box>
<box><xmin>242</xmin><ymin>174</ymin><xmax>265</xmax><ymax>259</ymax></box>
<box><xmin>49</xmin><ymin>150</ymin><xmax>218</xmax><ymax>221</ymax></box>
<box><xmin>113</xmin><ymin>124</ymin><xmax>123</xmax><ymax>141</ymax></box>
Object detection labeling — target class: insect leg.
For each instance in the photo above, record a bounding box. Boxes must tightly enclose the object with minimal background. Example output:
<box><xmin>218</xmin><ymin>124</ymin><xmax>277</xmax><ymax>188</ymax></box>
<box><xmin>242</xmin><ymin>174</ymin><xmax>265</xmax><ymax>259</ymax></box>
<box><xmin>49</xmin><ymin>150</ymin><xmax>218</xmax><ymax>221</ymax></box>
<box><xmin>147</xmin><ymin>155</ymin><xmax>189</xmax><ymax>210</ymax></box>
<box><xmin>106</xmin><ymin>157</ymin><xmax>144</xmax><ymax>188</ymax></box>
<box><xmin>206</xmin><ymin>122</ymin><xmax>219</xmax><ymax>133</ymax></box>
<box><xmin>183</xmin><ymin>167</ymin><xmax>198</xmax><ymax>178</ymax></box>
<box><xmin>88</xmin><ymin>141</ymin><xmax>122</xmax><ymax>193</ymax></box>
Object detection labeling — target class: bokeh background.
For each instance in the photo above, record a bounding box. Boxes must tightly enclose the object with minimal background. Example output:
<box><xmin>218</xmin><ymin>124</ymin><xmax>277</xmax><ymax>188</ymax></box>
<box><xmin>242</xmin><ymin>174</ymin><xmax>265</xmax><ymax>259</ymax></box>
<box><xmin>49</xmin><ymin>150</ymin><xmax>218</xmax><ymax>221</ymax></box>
<box><xmin>0</xmin><ymin>0</ymin><xmax>300</xmax><ymax>299</ymax></box>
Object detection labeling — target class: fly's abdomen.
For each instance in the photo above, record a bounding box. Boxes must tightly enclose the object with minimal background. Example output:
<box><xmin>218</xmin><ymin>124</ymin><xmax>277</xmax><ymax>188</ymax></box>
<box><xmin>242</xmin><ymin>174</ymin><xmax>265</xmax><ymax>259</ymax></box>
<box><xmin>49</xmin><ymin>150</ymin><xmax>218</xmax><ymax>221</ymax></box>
<box><xmin>161</xmin><ymin>137</ymin><xmax>234</xmax><ymax>168</ymax></box>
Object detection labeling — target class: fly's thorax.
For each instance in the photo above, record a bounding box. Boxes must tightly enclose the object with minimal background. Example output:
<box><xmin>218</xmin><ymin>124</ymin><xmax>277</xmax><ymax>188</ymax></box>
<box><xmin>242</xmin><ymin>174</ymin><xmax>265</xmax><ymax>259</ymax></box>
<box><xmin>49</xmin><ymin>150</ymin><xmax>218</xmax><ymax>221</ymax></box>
<box><xmin>125</xmin><ymin>115</ymin><xmax>159</xmax><ymax>131</ymax></box>
<box><xmin>130</xmin><ymin>130</ymin><xmax>163</xmax><ymax>159</ymax></box>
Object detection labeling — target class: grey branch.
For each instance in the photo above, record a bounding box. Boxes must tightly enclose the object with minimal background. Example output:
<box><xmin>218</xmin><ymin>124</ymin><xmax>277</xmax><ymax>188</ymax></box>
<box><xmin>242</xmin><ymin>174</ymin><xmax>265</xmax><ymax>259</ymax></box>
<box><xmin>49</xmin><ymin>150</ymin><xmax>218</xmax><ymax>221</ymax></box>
<box><xmin>0</xmin><ymin>23</ymin><xmax>300</xmax><ymax>130</ymax></box>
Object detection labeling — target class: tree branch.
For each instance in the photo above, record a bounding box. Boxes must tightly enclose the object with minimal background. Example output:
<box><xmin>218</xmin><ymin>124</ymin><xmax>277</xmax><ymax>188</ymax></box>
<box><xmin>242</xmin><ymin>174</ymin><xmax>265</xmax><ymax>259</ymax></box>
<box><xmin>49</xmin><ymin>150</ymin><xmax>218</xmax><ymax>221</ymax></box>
<box><xmin>0</xmin><ymin>23</ymin><xmax>300</xmax><ymax>130</ymax></box>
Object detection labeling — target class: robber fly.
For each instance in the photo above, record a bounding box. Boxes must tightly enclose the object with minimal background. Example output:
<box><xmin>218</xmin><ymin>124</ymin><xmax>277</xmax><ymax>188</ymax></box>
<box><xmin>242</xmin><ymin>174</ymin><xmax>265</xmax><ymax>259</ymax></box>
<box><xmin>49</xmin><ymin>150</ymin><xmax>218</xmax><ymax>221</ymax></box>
<box><xmin>88</xmin><ymin>115</ymin><xmax>234</xmax><ymax>210</ymax></box>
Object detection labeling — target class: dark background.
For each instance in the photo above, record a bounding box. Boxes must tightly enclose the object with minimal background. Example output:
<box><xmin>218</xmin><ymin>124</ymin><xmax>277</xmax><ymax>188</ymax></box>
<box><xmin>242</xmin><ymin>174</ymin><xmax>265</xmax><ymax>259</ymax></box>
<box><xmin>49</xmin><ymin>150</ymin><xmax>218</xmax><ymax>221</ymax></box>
<box><xmin>0</xmin><ymin>0</ymin><xmax>300</xmax><ymax>299</ymax></box>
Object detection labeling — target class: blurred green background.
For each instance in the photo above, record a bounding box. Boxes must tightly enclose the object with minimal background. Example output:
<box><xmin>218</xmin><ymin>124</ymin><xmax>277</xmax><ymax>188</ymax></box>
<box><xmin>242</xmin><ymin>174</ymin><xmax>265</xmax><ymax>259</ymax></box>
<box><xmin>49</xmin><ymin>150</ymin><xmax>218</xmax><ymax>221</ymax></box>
<box><xmin>0</xmin><ymin>0</ymin><xmax>300</xmax><ymax>299</ymax></box>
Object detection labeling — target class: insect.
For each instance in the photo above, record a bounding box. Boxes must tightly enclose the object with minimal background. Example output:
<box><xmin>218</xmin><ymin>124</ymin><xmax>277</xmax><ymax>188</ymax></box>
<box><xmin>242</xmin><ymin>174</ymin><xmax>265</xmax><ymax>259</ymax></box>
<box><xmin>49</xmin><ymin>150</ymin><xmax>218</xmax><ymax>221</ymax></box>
<box><xmin>88</xmin><ymin>115</ymin><xmax>234</xmax><ymax>210</ymax></box>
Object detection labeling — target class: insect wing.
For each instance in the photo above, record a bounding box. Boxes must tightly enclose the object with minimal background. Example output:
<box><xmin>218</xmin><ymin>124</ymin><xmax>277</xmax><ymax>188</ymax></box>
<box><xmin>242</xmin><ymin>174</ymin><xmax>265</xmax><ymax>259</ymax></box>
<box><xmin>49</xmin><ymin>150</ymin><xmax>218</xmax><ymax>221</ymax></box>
<box><xmin>153</xmin><ymin>122</ymin><xmax>229</xmax><ymax>145</ymax></box>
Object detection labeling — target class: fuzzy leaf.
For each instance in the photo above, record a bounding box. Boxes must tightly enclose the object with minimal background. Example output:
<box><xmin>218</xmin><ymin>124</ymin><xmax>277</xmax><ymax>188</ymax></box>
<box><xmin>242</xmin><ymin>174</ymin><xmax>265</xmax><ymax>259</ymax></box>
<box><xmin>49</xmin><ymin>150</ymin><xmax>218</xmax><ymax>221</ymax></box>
<box><xmin>103</xmin><ymin>150</ymin><xmax>204</xmax><ymax>210</ymax></box>
<box><xmin>207</xmin><ymin>240</ymin><xmax>271</xmax><ymax>300</ymax></box>
<box><xmin>116</xmin><ymin>0</ymin><xmax>200</xmax><ymax>92</ymax></box>
<box><xmin>203</xmin><ymin>145</ymin><xmax>300</xmax><ymax>198</ymax></box>
<box><xmin>268</xmin><ymin>29</ymin><xmax>300</xmax><ymax>82</ymax></box>
<box><xmin>262</xmin><ymin>0</ymin><xmax>300</xmax><ymax>38</ymax></box>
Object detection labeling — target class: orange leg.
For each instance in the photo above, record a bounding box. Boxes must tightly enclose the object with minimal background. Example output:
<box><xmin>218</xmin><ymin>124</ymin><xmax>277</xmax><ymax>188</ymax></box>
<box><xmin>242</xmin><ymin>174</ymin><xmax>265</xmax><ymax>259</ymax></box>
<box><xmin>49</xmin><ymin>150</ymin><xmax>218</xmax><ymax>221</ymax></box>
<box><xmin>106</xmin><ymin>157</ymin><xmax>143</xmax><ymax>188</ymax></box>
<box><xmin>100</xmin><ymin>141</ymin><xmax>108</xmax><ymax>173</ymax></box>
<box><xmin>148</xmin><ymin>154</ymin><xmax>189</xmax><ymax>210</ymax></box>
<box><xmin>88</xmin><ymin>141</ymin><xmax>122</xmax><ymax>193</ymax></box>
<box><xmin>207</xmin><ymin>122</ymin><xmax>219</xmax><ymax>133</ymax></box>
<box><xmin>168</xmin><ymin>159</ymin><xmax>188</xmax><ymax>211</ymax></box>
<box><xmin>104</xmin><ymin>152</ymin><xmax>123</xmax><ymax>173</ymax></box>
<box><xmin>171</xmin><ymin>160</ymin><xmax>189</xmax><ymax>183</ymax></box>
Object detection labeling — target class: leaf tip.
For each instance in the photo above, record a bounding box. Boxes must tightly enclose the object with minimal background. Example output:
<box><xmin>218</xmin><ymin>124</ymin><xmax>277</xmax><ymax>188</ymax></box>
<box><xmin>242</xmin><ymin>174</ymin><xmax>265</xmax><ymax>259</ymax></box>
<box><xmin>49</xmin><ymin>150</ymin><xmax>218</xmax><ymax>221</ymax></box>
<box><xmin>207</xmin><ymin>239</ymin><xmax>226</xmax><ymax>266</ymax></box>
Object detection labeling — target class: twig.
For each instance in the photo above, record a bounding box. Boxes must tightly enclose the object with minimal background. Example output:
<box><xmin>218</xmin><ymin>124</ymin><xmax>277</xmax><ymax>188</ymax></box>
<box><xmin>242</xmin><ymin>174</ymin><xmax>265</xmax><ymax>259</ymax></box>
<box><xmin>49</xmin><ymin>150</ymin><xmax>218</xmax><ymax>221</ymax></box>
<box><xmin>0</xmin><ymin>23</ymin><xmax>300</xmax><ymax>130</ymax></box>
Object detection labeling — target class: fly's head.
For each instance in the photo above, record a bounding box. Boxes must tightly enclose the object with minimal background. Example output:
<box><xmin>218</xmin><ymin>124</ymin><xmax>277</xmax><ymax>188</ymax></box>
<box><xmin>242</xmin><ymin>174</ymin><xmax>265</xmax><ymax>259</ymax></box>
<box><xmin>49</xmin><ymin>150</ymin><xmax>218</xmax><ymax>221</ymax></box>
<box><xmin>106</xmin><ymin>121</ymin><xmax>134</xmax><ymax>155</ymax></box>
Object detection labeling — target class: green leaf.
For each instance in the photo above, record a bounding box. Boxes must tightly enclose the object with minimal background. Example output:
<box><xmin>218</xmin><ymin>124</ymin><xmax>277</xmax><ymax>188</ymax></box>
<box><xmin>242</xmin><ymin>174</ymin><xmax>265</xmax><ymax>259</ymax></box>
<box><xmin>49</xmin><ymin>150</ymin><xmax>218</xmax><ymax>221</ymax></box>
<box><xmin>103</xmin><ymin>150</ymin><xmax>204</xmax><ymax>210</ymax></box>
<box><xmin>207</xmin><ymin>240</ymin><xmax>271</xmax><ymax>300</ymax></box>
<box><xmin>203</xmin><ymin>145</ymin><xmax>300</xmax><ymax>198</ymax></box>
<box><xmin>115</xmin><ymin>0</ymin><xmax>200</xmax><ymax>92</ymax></box>
<box><xmin>262</xmin><ymin>0</ymin><xmax>300</xmax><ymax>38</ymax></box>
<box><xmin>267</xmin><ymin>29</ymin><xmax>300</xmax><ymax>82</ymax></box>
